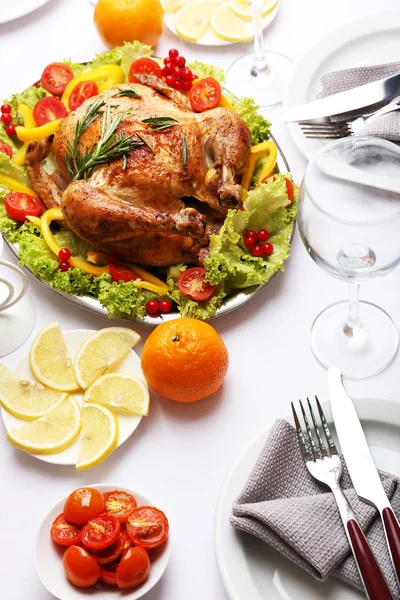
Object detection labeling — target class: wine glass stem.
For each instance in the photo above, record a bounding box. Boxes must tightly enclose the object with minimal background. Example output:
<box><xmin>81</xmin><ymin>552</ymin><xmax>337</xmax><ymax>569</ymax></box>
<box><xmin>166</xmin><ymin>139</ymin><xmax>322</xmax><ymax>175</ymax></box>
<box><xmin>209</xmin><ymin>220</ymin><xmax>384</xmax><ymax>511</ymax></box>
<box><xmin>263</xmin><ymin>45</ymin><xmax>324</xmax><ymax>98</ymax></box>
<box><xmin>251</xmin><ymin>0</ymin><xmax>268</xmax><ymax>73</ymax></box>
<box><xmin>344</xmin><ymin>283</ymin><xmax>363</xmax><ymax>337</ymax></box>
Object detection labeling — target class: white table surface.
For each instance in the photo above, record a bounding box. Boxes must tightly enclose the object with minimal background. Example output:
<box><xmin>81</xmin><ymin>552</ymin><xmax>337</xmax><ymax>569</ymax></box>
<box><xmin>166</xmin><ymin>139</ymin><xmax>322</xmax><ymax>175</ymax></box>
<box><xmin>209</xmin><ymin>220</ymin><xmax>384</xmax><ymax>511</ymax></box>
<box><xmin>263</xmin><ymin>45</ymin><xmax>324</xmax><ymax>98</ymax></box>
<box><xmin>1</xmin><ymin>0</ymin><xmax>400</xmax><ymax>598</ymax></box>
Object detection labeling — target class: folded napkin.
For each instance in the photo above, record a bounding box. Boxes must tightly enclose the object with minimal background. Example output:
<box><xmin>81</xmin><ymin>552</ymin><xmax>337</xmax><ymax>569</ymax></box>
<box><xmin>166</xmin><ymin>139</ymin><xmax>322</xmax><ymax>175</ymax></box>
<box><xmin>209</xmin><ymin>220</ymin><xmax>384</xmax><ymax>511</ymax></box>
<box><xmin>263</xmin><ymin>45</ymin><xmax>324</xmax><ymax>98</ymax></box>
<box><xmin>317</xmin><ymin>61</ymin><xmax>400</xmax><ymax>140</ymax></box>
<box><xmin>231</xmin><ymin>419</ymin><xmax>400</xmax><ymax>598</ymax></box>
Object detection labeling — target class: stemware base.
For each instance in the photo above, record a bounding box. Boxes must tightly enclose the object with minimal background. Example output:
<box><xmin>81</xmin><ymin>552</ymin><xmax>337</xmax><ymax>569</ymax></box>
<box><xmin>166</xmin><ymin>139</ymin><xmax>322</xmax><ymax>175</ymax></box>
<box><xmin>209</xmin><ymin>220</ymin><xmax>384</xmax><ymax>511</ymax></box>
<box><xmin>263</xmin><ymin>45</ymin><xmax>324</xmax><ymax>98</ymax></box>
<box><xmin>310</xmin><ymin>300</ymin><xmax>399</xmax><ymax>379</ymax></box>
<box><xmin>0</xmin><ymin>295</ymin><xmax>36</xmax><ymax>357</ymax></box>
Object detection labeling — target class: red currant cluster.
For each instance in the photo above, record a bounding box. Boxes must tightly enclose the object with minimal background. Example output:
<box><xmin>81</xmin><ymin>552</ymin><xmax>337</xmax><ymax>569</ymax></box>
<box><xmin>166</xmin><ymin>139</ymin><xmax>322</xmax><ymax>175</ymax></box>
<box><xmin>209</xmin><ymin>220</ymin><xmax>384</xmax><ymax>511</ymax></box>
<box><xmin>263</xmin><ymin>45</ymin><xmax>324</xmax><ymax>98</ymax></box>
<box><xmin>162</xmin><ymin>49</ymin><xmax>197</xmax><ymax>92</ymax></box>
<box><xmin>58</xmin><ymin>247</ymin><xmax>71</xmax><ymax>272</ymax></box>
<box><xmin>1</xmin><ymin>104</ymin><xmax>16</xmax><ymax>136</ymax></box>
<box><xmin>146</xmin><ymin>299</ymin><xmax>172</xmax><ymax>317</ymax></box>
<box><xmin>244</xmin><ymin>229</ymin><xmax>274</xmax><ymax>257</ymax></box>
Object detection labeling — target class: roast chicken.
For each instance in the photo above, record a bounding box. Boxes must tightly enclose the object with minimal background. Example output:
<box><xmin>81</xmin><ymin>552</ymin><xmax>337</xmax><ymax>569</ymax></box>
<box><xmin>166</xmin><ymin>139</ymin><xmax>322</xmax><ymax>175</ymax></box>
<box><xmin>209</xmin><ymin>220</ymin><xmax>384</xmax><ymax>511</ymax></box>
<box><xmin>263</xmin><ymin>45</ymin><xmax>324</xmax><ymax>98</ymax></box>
<box><xmin>25</xmin><ymin>75</ymin><xmax>252</xmax><ymax>267</ymax></box>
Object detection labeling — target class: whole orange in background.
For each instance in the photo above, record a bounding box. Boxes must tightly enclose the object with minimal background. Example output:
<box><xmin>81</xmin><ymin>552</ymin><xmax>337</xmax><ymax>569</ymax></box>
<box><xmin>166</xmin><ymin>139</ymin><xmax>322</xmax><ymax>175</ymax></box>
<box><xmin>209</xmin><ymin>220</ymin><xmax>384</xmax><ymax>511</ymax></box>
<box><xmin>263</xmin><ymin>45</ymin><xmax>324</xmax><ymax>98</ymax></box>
<box><xmin>141</xmin><ymin>318</ymin><xmax>229</xmax><ymax>403</ymax></box>
<box><xmin>94</xmin><ymin>0</ymin><xmax>164</xmax><ymax>48</ymax></box>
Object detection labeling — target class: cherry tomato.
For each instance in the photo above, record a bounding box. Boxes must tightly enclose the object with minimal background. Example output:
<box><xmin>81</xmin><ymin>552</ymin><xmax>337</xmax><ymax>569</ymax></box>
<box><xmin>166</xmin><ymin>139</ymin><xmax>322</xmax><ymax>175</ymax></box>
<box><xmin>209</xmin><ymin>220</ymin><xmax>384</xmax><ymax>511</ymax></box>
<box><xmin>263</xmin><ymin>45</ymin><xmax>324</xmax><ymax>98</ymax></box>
<box><xmin>126</xmin><ymin>506</ymin><xmax>169</xmax><ymax>550</ymax></box>
<box><xmin>128</xmin><ymin>58</ymin><xmax>162</xmax><ymax>83</ymax></box>
<box><xmin>109</xmin><ymin>263</ymin><xmax>143</xmax><ymax>283</ymax></box>
<box><xmin>63</xmin><ymin>545</ymin><xmax>101</xmax><ymax>588</ymax></box>
<box><xmin>51</xmin><ymin>513</ymin><xmax>82</xmax><ymax>547</ymax></box>
<box><xmin>177</xmin><ymin>267</ymin><xmax>216</xmax><ymax>302</ymax></box>
<box><xmin>0</xmin><ymin>141</ymin><xmax>13</xmax><ymax>159</ymax></box>
<box><xmin>58</xmin><ymin>247</ymin><xmax>71</xmax><ymax>261</ymax></box>
<box><xmin>91</xmin><ymin>535</ymin><xmax>125</xmax><ymax>565</ymax></box>
<box><xmin>64</xmin><ymin>487</ymin><xmax>105</xmax><ymax>525</ymax></box>
<box><xmin>159</xmin><ymin>299</ymin><xmax>172</xmax><ymax>313</ymax></box>
<box><xmin>81</xmin><ymin>514</ymin><xmax>120</xmax><ymax>551</ymax></box>
<box><xmin>116</xmin><ymin>546</ymin><xmax>150</xmax><ymax>590</ymax></box>
<box><xmin>263</xmin><ymin>242</ymin><xmax>274</xmax><ymax>255</ymax></box>
<box><xmin>244</xmin><ymin>235</ymin><xmax>256</xmax><ymax>249</ymax></box>
<box><xmin>246</xmin><ymin>230</ymin><xmax>256</xmax><ymax>238</ymax></box>
<box><xmin>251</xmin><ymin>245</ymin><xmax>264</xmax><ymax>257</ymax></box>
<box><xmin>5</xmin><ymin>124</ymin><xmax>16</xmax><ymax>136</ymax></box>
<box><xmin>104</xmin><ymin>490</ymin><xmax>137</xmax><ymax>523</ymax></box>
<box><xmin>33</xmin><ymin>96</ymin><xmax>67</xmax><ymax>126</ymax></box>
<box><xmin>146</xmin><ymin>299</ymin><xmax>160</xmax><ymax>314</ymax></box>
<box><xmin>1</xmin><ymin>104</ymin><xmax>11</xmax><ymax>113</ymax></box>
<box><xmin>1</xmin><ymin>113</ymin><xmax>12</xmax><ymax>124</ymax></box>
<box><xmin>257</xmin><ymin>229</ymin><xmax>269</xmax><ymax>243</ymax></box>
<box><xmin>165</xmin><ymin>75</ymin><xmax>175</xmax><ymax>87</ymax></box>
<box><xmin>168</xmin><ymin>48</ymin><xmax>179</xmax><ymax>59</ymax></box>
<box><xmin>189</xmin><ymin>77</ymin><xmax>221</xmax><ymax>112</ymax></box>
<box><xmin>58</xmin><ymin>261</ymin><xmax>70</xmax><ymax>272</ymax></box>
<box><xmin>120</xmin><ymin>523</ymin><xmax>132</xmax><ymax>551</ymax></box>
<box><xmin>69</xmin><ymin>81</ymin><xmax>98</xmax><ymax>112</ymax></box>
<box><xmin>100</xmin><ymin>562</ymin><xmax>119</xmax><ymax>586</ymax></box>
<box><xmin>262</xmin><ymin>175</ymin><xmax>294</xmax><ymax>205</ymax></box>
<box><xmin>4</xmin><ymin>192</ymin><xmax>42</xmax><ymax>222</ymax></box>
<box><xmin>41</xmin><ymin>62</ymin><xmax>74</xmax><ymax>95</ymax></box>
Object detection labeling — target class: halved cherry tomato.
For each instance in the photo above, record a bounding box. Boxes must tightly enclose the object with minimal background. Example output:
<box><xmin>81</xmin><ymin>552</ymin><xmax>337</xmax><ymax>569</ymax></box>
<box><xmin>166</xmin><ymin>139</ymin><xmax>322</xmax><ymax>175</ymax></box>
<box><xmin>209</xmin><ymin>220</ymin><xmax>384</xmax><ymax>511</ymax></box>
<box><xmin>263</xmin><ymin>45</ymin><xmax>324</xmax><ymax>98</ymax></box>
<box><xmin>189</xmin><ymin>77</ymin><xmax>221</xmax><ymax>112</ymax></box>
<box><xmin>0</xmin><ymin>141</ymin><xmax>12</xmax><ymax>159</ymax></box>
<box><xmin>91</xmin><ymin>535</ymin><xmax>125</xmax><ymax>565</ymax></box>
<box><xmin>41</xmin><ymin>62</ymin><xmax>74</xmax><ymax>95</ymax></box>
<box><xmin>177</xmin><ymin>267</ymin><xmax>216</xmax><ymax>302</ymax></box>
<box><xmin>109</xmin><ymin>263</ymin><xmax>143</xmax><ymax>283</ymax></box>
<box><xmin>69</xmin><ymin>80</ymin><xmax>99</xmax><ymax>112</ymax></box>
<box><xmin>104</xmin><ymin>490</ymin><xmax>137</xmax><ymax>523</ymax></box>
<box><xmin>63</xmin><ymin>545</ymin><xmax>101</xmax><ymax>588</ymax></box>
<box><xmin>4</xmin><ymin>192</ymin><xmax>42</xmax><ymax>222</ymax></box>
<box><xmin>116</xmin><ymin>546</ymin><xmax>150</xmax><ymax>590</ymax></box>
<box><xmin>81</xmin><ymin>514</ymin><xmax>120</xmax><ymax>551</ymax></box>
<box><xmin>262</xmin><ymin>174</ymin><xmax>294</xmax><ymax>205</ymax></box>
<box><xmin>100</xmin><ymin>562</ymin><xmax>119</xmax><ymax>586</ymax></box>
<box><xmin>126</xmin><ymin>506</ymin><xmax>169</xmax><ymax>550</ymax></box>
<box><xmin>64</xmin><ymin>487</ymin><xmax>105</xmax><ymax>525</ymax></box>
<box><xmin>128</xmin><ymin>58</ymin><xmax>162</xmax><ymax>83</ymax></box>
<box><xmin>120</xmin><ymin>523</ymin><xmax>132</xmax><ymax>551</ymax></box>
<box><xmin>33</xmin><ymin>96</ymin><xmax>67</xmax><ymax>126</ymax></box>
<box><xmin>51</xmin><ymin>513</ymin><xmax>82</xmax><ymax>547</ymax></box>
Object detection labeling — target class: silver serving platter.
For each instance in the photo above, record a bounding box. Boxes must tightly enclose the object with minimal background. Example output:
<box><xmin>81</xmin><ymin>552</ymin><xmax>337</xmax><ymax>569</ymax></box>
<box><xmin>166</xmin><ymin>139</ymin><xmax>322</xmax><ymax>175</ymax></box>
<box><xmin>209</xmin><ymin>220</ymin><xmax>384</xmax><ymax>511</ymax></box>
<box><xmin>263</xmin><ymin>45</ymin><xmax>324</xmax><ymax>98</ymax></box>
<box><xmin>4</xmin><ymin>134</ymin><xmax>295</xmax><ymax>325</ymax></box>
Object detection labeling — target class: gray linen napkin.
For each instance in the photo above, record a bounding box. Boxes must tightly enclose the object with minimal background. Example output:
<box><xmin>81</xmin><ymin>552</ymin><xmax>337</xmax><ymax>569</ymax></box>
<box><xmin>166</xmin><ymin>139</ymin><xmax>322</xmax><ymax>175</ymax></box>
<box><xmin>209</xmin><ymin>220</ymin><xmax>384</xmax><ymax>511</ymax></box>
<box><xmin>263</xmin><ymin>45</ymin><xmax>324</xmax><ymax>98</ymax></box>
<box><xmin>317</xmin><ymin>61</ymin><xmax>400</xmax><ymax>140</ymax></box>
<box><xmin>231</xmin><ymin>419</ymin><xmax>400</xmax><ymax>598</ymax></box>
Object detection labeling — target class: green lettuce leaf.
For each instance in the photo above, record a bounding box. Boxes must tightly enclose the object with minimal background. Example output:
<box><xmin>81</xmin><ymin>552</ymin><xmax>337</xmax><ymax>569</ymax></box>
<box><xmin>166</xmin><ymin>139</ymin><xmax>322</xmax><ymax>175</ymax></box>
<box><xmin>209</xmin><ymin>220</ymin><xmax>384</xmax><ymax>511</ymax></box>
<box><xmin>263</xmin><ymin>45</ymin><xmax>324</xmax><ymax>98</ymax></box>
<box><xmin>225</xmin><ymin>93</ymin><xmax>271</xmax><ymax>144</ymax></box>
<box><xmin>5</xmin><ymin>84</ymin><xmax>48</xmax><ymax>112</ymax></box>
<box><xmin>91</xmin><ymin>41</ymin><xmax>153</xmax><ymax>78</ymax></box>
<box><xmin>187</xmin><ymin>60</ymin><xmax>225</xmax><ymax>83</ymax></box>
<box><xmin>63</xmin><ymin>58</ymin><xmax>88</xmax><ymax>77</ymax></box>
<box><xmin>54</xmin><ymin>229</ymin><xmax>97</xmax><ymax>261</ymax></box>
<box><xmin>0</xmin><ymin>153</ymin><xmax>29</xmax><ymax>183</ymax></box>
<box><xmin>97</xmin><ymin>280</ymin><xmax>158</xmax><ymax>320</ymax></box>
<box><xmin>167</xmin><ymin>264</ymin><xmax>226</xmax><ymax>319</ymax></box>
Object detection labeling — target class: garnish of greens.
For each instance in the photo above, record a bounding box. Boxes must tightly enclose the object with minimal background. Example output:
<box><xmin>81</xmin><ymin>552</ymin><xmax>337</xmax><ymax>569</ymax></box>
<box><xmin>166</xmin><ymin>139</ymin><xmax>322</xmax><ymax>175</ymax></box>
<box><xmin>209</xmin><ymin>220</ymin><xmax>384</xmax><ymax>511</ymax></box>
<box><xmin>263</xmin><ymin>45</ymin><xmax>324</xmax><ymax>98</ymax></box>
<box><xmin>141</xmin><ymin>116</ymin><xmax>180</xmax><ymax>131</ymax></box>
<box><xmin>65</xmin><ymin>100</ymin><xmax>146</xmax><ymax>181</ymax></box>
<box><xmin>182</xmin><ymin>133</ymin><xmax>187</xmax><ymax>166</ymax></box>
<box><xmin>115</xmin><ymin>88</ymin><xmax>141</xmax><ymax>98</ymax></box>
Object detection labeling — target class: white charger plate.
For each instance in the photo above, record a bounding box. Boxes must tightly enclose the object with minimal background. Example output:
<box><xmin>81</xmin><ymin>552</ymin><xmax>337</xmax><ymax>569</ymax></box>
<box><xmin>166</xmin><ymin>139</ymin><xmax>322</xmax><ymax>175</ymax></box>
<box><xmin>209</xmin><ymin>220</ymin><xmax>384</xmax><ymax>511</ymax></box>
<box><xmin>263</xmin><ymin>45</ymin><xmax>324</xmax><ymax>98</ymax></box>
<box><xmin>1</xmin><ymin>329</ymin><xmax>146</xmax><ymax>466</ymax></box>
<box><xmin>214</xmin><ymin>396</ymin><xmax>400</xmax><ymax>600</ymax></box>
<box><xmin>34</xmin><ymin>483</ymin><xmax>170</xmax><ymax>600</ymax></box>
<box><xmin>0</xmin><ymin>0</ymin><xmax>51</xmax><ymax>24</ymax></box>
<box><xmin>284</xmin><ymin>11</ymin><xmax>400</xmax><ymax>161</ymax></box>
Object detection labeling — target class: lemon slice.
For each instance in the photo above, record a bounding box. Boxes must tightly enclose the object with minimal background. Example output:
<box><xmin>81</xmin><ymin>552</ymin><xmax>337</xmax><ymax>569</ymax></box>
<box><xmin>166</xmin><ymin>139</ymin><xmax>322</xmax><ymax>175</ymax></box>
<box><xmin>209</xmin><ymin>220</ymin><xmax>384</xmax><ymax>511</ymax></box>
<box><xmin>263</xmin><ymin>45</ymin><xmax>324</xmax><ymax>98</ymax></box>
<box><xmin>0</xmin><ymin>364</ymin><xmax>69</xmax><ymax>420</ymax></box>
<box><xmin>211</xmin><ymin>5</ymin><xmax>253</xmax><ymax>42</ymax></box>
<box><xmin>229</xmin><ymin>0</ymin><xmax>278</xmax><ymax>20</ymax></box>
<box><xmin>74</xmin><ymin>327</ymin><xmax>141</xmax><ymax>390</ymax></box>
<box><xmin>164</xmin><ymin>0</ymin><xmax>192</xmax><ymax>12</ymax></box>
<box><xmin>7</xmin><ymin>397</ymin><xmax>81</xmax><ymax>454</ymax></box>
<box><xmin>76</xmin><ymin>403</ymin><xmax>119</xmax><ymax>470</ymax></box>
<box><xmin>176</xmin><ymin>0</ymin><xmax>220</xmax><ymax>42</ymax></box>
<box><xmin>83</xmin><ymin>373</ymin><xmax>150</xmax><ymax>416</ymax></box>
<box><xmin>29</xmin><ymin>322</ymin><xmax>80</xmax><ymax>392</ymax></box>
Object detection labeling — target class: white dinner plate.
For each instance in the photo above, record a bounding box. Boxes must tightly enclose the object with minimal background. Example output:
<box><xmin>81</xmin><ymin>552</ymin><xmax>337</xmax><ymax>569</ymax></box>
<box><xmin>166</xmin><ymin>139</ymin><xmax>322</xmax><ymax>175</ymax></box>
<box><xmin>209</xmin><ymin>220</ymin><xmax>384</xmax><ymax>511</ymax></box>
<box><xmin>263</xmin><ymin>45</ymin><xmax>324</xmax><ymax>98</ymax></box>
<box><xmin>0</xmin><ymin>0</ymin><xmax>52</xmax><ymax>25</ymax></box>
<box><xmin>215</xmin><ymin>396</ymin><xmax>400</xmax><ymax>600</ymax></box>
<box><xmin>1</xmin><ymin>329</ymin><xmax>146</xmax><ymax>466</ymax></box>
<box><xmin>34</xmin><ymin>483</ymin><xmax>170</xmax><ymax>600</ymax></box>
<box><xmin>284</xmin><ymin>11</ymin><xmax>400</xmax><ymax>161</ymax></box>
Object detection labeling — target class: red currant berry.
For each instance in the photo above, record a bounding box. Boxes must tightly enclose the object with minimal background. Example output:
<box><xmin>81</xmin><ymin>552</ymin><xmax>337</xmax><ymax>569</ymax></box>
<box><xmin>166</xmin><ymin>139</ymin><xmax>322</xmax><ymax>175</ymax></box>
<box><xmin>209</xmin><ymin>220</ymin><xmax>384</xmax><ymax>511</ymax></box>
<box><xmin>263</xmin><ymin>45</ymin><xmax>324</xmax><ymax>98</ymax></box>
<box><xmin>251</xmin><ymin>245</ymin><xmax>264</xmax><ymax>257</ymax></box>
<box><xmin>5</xmin><ymin>124</ymin><xmax>16</xmax><ymax>136</ymax></box>
<box><xmin>166</xmin><ymin>75</ymin><xmax>175</xmax><ymax>87</ymax></box>
<box><xmin>172</xmin><ymin>65</ymin><xmax>181</xmax><ymax>77</ymax></box>
<box><xmin>1</xmin><ymin>104</ymin><xmax>11</xmax><ymax>114</ymax></box>
<box><xmin>173</xmin><ymin>78</ymin><xmax>183</xmax><ymax>91</ymax></box>
<box><xmin>1</xmin><ymin>113</ymin><xmax>12</xmax><ymax>124</ymax></box>
<box><xmin>58</xmin><ymin>247</ymin><xmax>71</xmax><ymax>261</ymax></box>
<box><xmin>182</xmin><ymin>68</ymin><xmax>193</xmax><ymax>82</ymax></box>
<box><xmin>182</xmin><ymin>80</ymin><xmax>192</xmax><ymax>92</ymax></box>
<box><xmin>257</xmin><ymin>229</ymin><xmax>269</xmax><ymax>243</ymax></box>
<box><xmin>176</xmin><ymin>56</ymin><xmax>186</xmax><ymax>67</ymax></box>
<box><xmin>244</xmin><ymin>235</ymin><xmax>256</xmax><ymax>249</ymax></box>
<box><xmin>262</xmin><ymin>243</ymin><xmax>274</xmax><ymax>255</ymax></box>
<box><xmin>58</xmin><ymin>261</ymin><xmax>71</xmax><ymax>272</ymax></box>
<box><xmin>192</xmin><ymin>74</ymin><xmax>199</xmax><ymax>80</ymax></box>
<box><xmin>164</xmin><ymin>57</ymin><xmax>172</xmax><ymax>65</ymax></box>
<box><xmin>246</xmin><ymin>230</ymin><xmax>256</xmax><ymax>238</ymax></box>
<box><xmin>159</xmin><ymin>299</ymin><xmax>172</xmax><ymax>313</ymax></box>
<box><xmin>165</xmin><ymin>64</ymin><xmax>173</xmax><ymax>76</ymax></box>
<box><xmin>169</xmin><ymin>48</ymin><xmax>179</xmax><ymax>59</ymax></box>
<box><xmin>146</xmin><ymin>299</ymin><xmax>160</xmax><ymax>314</ymax></box>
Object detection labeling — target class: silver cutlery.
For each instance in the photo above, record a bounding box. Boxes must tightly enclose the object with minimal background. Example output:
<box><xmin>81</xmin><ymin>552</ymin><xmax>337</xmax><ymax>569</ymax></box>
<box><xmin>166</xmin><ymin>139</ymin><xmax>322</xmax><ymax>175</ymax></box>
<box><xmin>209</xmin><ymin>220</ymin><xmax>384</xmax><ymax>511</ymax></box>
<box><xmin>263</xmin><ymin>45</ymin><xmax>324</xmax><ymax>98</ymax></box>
<box><xmin>328</xmin><ymin>367</ymin><xmax>400</xmax><ymax>589</ymax></box>
<box><xmin>283</xmin><ymin>72</ymin><xmax>400</xmax><ymax>122</ymax></box>
<box><xmin>292</xmin><ymin>397</ymin><xmax>392</xmax><ymax>600</ymax></box>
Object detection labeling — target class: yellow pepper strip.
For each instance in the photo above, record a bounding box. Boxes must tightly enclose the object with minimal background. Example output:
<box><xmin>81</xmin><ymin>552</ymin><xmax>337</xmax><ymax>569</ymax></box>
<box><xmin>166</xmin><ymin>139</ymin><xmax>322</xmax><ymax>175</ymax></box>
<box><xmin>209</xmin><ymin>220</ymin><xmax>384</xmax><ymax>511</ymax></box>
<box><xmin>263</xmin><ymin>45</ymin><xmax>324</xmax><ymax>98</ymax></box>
<box><xmin>241</xmin><ymin>141</ymin><xmax>277</xmax><ymax>190</ymax></box>
<box><xmin>16</xmin><ymin>119</ymin><xmax>62</xmax><ymax>142</ymax></box>
<box><xmin>12</xmin><ymin>104</ymin><xmax>37</xmax><ymax>166</ymax></box>
<box><xmin>125</xmin><ymin>263</ymin><xmax>170</xmax><ymax>295</ymax></box>
<box><xmin>0</xmin><ymin>174</ymin><xmax>38</xmax><ymax>198</ymax></box>
<box><xmin>26</xmin><ymin>215</ymin><xmax>42</xmax><ymax>227</ymax></box>
<box><xmin>61</xmin><ymin>65</ymin><xmax>125</xmax><ymax>111</ymax></box>
<box><xmin>220</xmin><ymin>95</ymin><xmax>235</xmax><ymax>110</ymax></box>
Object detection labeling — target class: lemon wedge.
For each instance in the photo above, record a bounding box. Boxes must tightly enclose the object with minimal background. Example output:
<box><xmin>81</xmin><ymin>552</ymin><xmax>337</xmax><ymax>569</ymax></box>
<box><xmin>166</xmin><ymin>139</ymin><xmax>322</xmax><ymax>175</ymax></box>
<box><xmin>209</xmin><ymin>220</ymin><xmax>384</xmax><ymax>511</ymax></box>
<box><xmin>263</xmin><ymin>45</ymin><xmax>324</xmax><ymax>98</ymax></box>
<box><xmin>76</xmin><ymin>403</ymin><xmax>119</xmax><ymax>470</ymax></box>
<box><xmin>175</xmin><ymin>0</ymin><xmax>220</xmax><ymax>42</ymax></box>
<box><xmin>7</xmin><ymin>397</ymin><xmax>81</xmax><ymax>454</ymax></box>
<box><xmin>0</xmin><ymin>364</ymin><xmax>69</xmax><ymax>420</ymax></box>
<box><xmin>83</xmin><ymin>373</ymin><xmax>150</xmax><ymax>416</ymax></box>
<box><xmin>74</xmin><ymin>327</ymin><xmax>141</xmax><ymax>390</ymax></box>
<box><xmin>211</xmin><ymin>5</ymin><xmax>252</xmax><ymax>42</ymax></box>
<box><xmin>29</xmin><ymin>322</ymin><xmax>80</xmax><ymax>392</ymax></box>
<box><xmin>229</xmin><ymin>0</ymin><xmax>278</xmax><ymax>20</ymax></box>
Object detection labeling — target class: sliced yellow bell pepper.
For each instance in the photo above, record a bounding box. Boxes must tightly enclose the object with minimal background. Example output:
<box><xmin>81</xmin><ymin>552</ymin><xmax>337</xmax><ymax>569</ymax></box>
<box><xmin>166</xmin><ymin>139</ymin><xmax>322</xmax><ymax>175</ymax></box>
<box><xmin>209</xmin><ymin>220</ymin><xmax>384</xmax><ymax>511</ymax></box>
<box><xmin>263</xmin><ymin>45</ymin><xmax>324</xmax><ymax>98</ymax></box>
<box><xmin>12</xmin><ymin>104</ymin><xmax>37</xmax><ymax>166</ymax></box>
<box><xmin>125</xmin><ymin>263</ymin><xmax>170</xmax><ymax>295</ymax></box>
<box><xmin>61</xmin><ymin>65</ymin><xmax>125</xmax><ymax>111</ymax></box>
<box><xmin>220</xmin><ymin>95</ymin><xmax>235</xmax><ymax>111</ymax></box>
<box><xmin>0</xmin><ymin>174</ymin><xmax>38</xmax><ymax>198</ymax></box>
<box><xmin>241</xmin><ymin>141</ymin><xmax>277</xmax><ymax>190</ymax></box>
<box><xmin>26</xmin><ymin>215</ymin><xmax>42</xmax><ymax>227</ymax></box>
<box><xmin>15</xmin><ymin>119</ymin><xmax>62</xmax><ymax>142</ymax></box>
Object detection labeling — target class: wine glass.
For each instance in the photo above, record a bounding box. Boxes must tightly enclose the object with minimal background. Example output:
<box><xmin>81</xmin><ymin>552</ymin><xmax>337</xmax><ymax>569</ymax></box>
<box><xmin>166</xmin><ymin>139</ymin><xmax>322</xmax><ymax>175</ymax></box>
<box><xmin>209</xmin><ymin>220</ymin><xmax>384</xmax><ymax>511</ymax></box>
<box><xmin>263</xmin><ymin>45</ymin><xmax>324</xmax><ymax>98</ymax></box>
<box><xmin>225</xmin><ymin>0</ymin><xmax>292</xmax><ymax>108</ymax></box>
<box><xmin>298</xmin><ymin>136</ymin><xmax>400</xmax><ymax>379</ymax></box>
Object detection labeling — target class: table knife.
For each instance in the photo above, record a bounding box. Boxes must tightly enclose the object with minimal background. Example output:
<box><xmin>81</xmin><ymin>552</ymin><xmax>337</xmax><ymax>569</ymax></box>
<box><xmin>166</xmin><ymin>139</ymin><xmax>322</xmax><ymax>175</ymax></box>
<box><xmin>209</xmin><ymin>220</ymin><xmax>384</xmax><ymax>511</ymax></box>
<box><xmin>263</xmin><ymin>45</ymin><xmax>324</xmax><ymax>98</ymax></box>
<box><xmin>328</xmin><ymin>367</ymin><xmax>400</xmax><ymax>587</ymax></box>
<box><xmin>283</xmin><ymin>72</ymin><xmax>400</xmax><ymax>122</ymax></box>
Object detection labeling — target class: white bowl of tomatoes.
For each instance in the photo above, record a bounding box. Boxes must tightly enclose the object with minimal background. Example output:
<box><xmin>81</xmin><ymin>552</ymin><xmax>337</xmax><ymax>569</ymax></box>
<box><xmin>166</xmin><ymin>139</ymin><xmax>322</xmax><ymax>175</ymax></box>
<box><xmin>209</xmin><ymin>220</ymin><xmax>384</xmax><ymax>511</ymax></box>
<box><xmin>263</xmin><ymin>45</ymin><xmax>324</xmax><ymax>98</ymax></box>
<box><xmin>34</xmin><ymin>484</ymin><xmax>170</xmax><ymax>599</ymax></box>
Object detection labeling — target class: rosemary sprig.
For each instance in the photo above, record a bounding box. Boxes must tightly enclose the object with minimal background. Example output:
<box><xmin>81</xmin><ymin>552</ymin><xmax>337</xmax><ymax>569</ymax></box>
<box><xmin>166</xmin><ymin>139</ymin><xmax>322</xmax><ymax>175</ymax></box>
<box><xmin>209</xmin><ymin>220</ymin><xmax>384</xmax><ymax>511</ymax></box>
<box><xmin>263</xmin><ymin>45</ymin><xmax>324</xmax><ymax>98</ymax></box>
<box><xmin>141</xmin><ymin>116</ymin><xmax>180</xmax><ymax>131</ymax></box>
<box><xmin>182</xmin><ymin>133</ymin><xmax>187</xmax><ymax>166</ymax></box>
<box><xmin>115</xmin><ymin>88</ymin><xmax>141</xmax><ymax>98</ymax></box>
<box><xmin>65</xmin><ymin>98</ymin><xmax>106</xmax><ymax>178</ymax></box>
<box><xmin>136</xmin><ymin>133</ymin><xmax>155</xmax><ymax>155</ymax></box>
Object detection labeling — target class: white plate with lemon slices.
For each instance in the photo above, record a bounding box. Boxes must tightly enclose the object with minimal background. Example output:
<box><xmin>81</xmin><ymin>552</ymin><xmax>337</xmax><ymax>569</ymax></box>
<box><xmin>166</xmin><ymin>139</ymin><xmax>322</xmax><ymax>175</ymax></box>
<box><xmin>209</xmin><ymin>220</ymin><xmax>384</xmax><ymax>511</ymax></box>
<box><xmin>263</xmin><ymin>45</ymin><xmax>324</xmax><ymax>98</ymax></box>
<box><xmin>0</xmin><ymin>325</ymin><xmax>149</xmax><ymax>467</ymax></box>
<box><xmin>164</xmin><ymin>0</ymin><xmax>279</xmax><ymax>46</ymax></box>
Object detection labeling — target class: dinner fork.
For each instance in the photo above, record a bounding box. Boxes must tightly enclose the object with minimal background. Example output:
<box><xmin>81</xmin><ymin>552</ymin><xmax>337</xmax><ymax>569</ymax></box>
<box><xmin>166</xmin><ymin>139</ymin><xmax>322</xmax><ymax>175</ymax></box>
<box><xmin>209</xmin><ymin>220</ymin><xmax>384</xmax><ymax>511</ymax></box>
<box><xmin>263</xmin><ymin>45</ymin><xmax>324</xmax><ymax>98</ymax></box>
<box><xmin>300</xmin><ymin>99</ymin><xmax>400</xmax><ymax>139</ymax></box>
<box><xmin>292</xmin><ymin>397</ymin><xmax>392</xmax><ymax>600</ymax></box>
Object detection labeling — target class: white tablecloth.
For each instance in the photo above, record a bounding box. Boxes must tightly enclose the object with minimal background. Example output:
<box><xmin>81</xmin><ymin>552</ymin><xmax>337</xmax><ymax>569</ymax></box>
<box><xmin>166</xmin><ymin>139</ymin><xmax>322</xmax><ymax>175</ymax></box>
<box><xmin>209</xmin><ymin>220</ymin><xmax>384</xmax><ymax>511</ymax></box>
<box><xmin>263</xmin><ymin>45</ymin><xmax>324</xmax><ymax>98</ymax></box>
<box><xmin>1</xmin><ymin>0</ymin><xmax>400</xmax><ymax>598</ymax></box>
